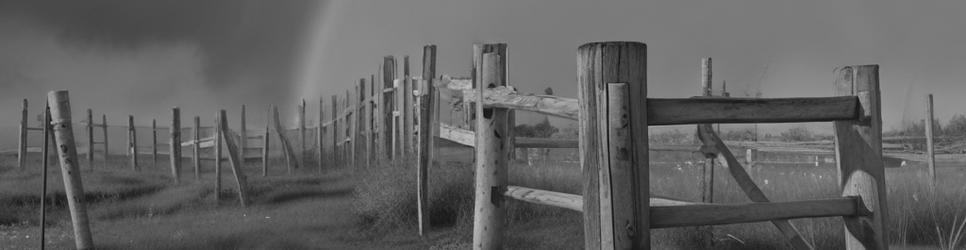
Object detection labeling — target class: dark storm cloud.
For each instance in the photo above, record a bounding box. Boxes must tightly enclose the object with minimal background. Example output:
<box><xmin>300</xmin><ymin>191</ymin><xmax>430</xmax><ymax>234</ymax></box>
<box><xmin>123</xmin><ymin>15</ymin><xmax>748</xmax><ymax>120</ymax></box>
<box><xmin>0</xmin><ymin>0</ymin><xmax>324</xmax><ymax>89</ymax></box>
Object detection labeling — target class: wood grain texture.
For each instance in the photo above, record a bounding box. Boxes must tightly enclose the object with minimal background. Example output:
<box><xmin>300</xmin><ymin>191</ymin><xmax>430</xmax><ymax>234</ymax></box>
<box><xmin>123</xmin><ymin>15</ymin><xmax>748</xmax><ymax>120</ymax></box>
<box><xmin>416</xmin><ymin>45</ymin><xmax>437</xmax><ymax>236</ymax></box>
<box><xmin>471</xmin><ymin>52</ymin><xmax>509</xmax><ymax>250</ymax></box>
<box><xmin>47</xmin><ymin>91</ymin><xmax>94</xmax><ymax>250</ymax></box>
<box><xmin>438</xmin><ymin>123</ymin><xmax>475</xmax><ymax>147</ymax></box>
<box><xmin>170</xmin><ymin>108</ymin><xmax>182</xmax><ymax>184</ymax></box>
<box><xmin>504</xmin><ymin>185</ymin><xmax>582</xmax><ymax>212</ymax></box>
<box><xmin>650</xmin><ymin>197</ymin><xmax>867</xmax><ymax>228</ymax></box>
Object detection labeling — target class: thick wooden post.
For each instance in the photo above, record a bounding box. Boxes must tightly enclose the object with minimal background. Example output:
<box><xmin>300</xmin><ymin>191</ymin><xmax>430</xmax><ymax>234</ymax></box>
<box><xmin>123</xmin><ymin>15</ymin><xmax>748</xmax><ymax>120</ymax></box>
<box><xmin>331</xmin><ymin>96</ymin><xmax>339</xmax><ymax>168</ymax></box>
<box><xmin>925</xmin><ymin>94</ymin><xmax>936</xmax><ymax>187</ymax></box>
<box><xmin>699</xmin><ymin>57</ymin><xmax>715</xmax><ymax>249</ymax></box>
<box><xmin>193</xmin><ymin>116</ymin><xmax>201</xmax><ymax>179</ymax></box>
<box><xmin>170</xmin><ymin>108</ymin><xmax>182</xmax><ymax>184</ymax></box>
<box><xmin>362</xmin><ymin>78</ymin><xmax>372</xmax><ymax>169</ymax></box>
<box><xmin>833</xmin><ymin>65</ymin><xmax>887</xmax><ymax>250</ymax></box>
<box><xmin>472</xmin><ymin>52</ymin><xmax>510</xmax><ymax>250</ymax></box>
<box><xmin>86</xmin><ymin>108</ymin><xmax>94</xmax><ymax>170</ymax></box>
<box><xmin>47</xmin><ymin>91</ymin><xmax>95</xmax><ymax>250</ymax></box>
<box><xmin>392</xmin><ymin>78</ymin><xmax>400</xmax><ymax>162</ymax></box>
<box><xmin>102</xmin><ymin>114</ymin><xmax>108</xmax><ymax>163</ymax></box>
<box><xmin>214</xmin><ymin>113</ymin><xmax>223</xmax><ymax>202</ymax></box>
<box><xmin>152</xmin><ymin>119</ymin><xmax>158</xmax><ymax>166</ymax></box>
<box><xmin>128</xmin><ymin>115</ymin><xmax>137</xmax><ymax>171</ymax></box>
<box><xmin>299</xmin><ymin>99</ymin><xmax>306</xmax><ymax>169</ymax></box>
<box><xmin>358</xmin><ymin>79</ymin><xmax>367</xmax><ymax>169</ymax></box>
<box><xmin>382</xmin><ymin>56</ymin><xmax>396</xmax><ymax>162</ymax></box>
<box><xmin>18</xmin><ymin>99</ymin><xmax>27</xmax><ymax>170</ymax></box>
<box><xmin>219</xmin><ymin>110</ymin><xmax>250</xmax><ymax>207</ymax></box>
<box><xmin>578</xmin><ymin>42</ymin><xmax>650</xmax><ymax>249</ymax></box>
<box><xmin>417</xmin><ymin>44</ymin><xmax>437</xmax><ymax>236</ymax></box>
<box><xmin>318</xmin><ymin>99</ymin><xmax>324</xmax><ymax>173</ymax></box>
<box><xmin>40</xmin><ymin>103</ymin><xmax>51</xmax><ymax>248</ymax></box>
<box><xmin>402</xmin><ymin>55</ymin><xmax>413</xmax><ymax>158</ymax></box>
<box><xmin>371</xmin><ymin>74</ymin><xmax>378</xmax><ymax>166</ymax></box>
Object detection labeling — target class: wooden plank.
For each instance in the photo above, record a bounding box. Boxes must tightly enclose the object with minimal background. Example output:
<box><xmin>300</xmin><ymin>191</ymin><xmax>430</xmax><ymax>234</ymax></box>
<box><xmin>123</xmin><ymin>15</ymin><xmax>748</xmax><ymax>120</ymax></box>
<box><xmin>504</xmin><ymin>186</ymin><xmax>582</xmax><ymax>212</ymax></box>
<box><xmin>833</xmin><ymin>65</ymin><xmax>887</xmax><ymax>249</ymax></box>
<box><xmin>47</xmin><ymin>91</ymin><xmax>94</xmax><ymax>250</ymax></box>
<box><xmin>219</xmin><ymin>110</ymin><xmax>250</xmax><ymax>207</ymax></box>
<box><xmin>471</xmin><ymin>51</ymin><xmax>510</xmax><ymax>250</ymax></box>
<box><xmin>579</xmin><ymin>42</ymin><xmax>650</xmax><ymax>250</ymax></box>
<box><xmin>461</xmin><ymin>86</ymin><xmax>578</xmax><ymax>120</ymax></box>
<box><xmin>438</xmin><ymin>123</ymin><xmax>475</xmax><ymax>147</ymax></box>
<box><xmin>515</xmin><ymin>137</ymin><xmax>577</xmax><ymax>148</ymax></box>
<box><xmin>272</xmin><ymin>105</ymin><xmax>299</xmax><ymax>173</ymax></box>
<box><xmin>648</xmin><ymin>96</ymin><xmax>860</xmax><ymax>125</ymax></box>
<box><xmin>651</xmin><ymin>197</ymin><xmax>867</xmax><ymax>228</ymax></box>
<box><xmin>698</xmin><ymin>124</ymin><xmax>814</xmax><ymax>250</ymax></box>
<box><xmin>170</xmin><ymin>108</ymin><xmax>182</xmax><ymax>184</ymax></box>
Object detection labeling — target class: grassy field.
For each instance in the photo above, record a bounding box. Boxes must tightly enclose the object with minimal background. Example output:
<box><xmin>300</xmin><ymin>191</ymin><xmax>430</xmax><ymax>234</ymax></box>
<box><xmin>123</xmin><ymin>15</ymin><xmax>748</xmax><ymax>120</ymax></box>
<box><xmin>3</xmin><ymin>143</ymin><xmax>965</xmax><ymax>249</ymax></box>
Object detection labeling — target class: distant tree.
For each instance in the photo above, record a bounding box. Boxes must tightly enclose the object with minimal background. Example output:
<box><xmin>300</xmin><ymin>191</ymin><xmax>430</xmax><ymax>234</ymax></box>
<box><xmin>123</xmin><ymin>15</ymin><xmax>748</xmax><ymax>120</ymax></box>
<box><xmin>514</xmin><ymin>118</ymin><xmax>558</xmax><ymax>138</ymax></box>
<box><xmin>720</xmin><ymin>128</ymin><xmax>756</xmax><ymax>141</ymax></box>
<box><xmin>946</xmin><ymin>114</ymin><xmax>966</xmax><ymax>136</ymax></box>
<box><xmin>780</xmin><ymin>127</ymin><xmax>813</xmax><ymax>142</ymax></box>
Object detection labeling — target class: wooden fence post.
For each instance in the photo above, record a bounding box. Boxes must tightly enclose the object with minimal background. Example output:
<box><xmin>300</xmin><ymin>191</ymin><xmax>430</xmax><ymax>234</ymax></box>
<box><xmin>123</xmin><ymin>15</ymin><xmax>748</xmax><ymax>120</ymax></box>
<box><xmin>925</xmin><ymin>94</ymin><xmax>936</xmax><ymax>187</ymax></box>
<box><xmin>264</xmin><ymin>109</ymin><xmax>271</xmax><ymax>176</ymax></box>
<box><xmin>47</xmin><ymin>90</ymin><xmax>95</xmax><ymax>250</ymax></box>
<box><xmin>18</xmin><ymin>99</ymin><xmax>27</xmax><ymax>170</ymax></box>
<box><xmin>102</xmin><ymin>114</ymin><xmax>108</xmax><ymax>164</ymax></box>
<box><xmin>194</xmin><ymin>116</ymin><xmax>201</xmax><ymax>179</ymax></box>
<box><xmin>833</xmin><ymin>65</ymin><xmax>887</xmax><ymax>249</ymax></box>
<box><xmin>271</xmin><ymin>105</ymin><xmax>299</xmax><ymax>173</ymax></box>
<box><xmin>358</xmin><ymin>78</ymin><xmax>367</xmax><ymax>169</ymax></box>
<box><xmin>700</xmin><ymin>57</ymin><xmax>715</xmax><ymax>249</ymax></box>
<box><xmin>403</xmin><ymin>55</ymin><xmax>413</xmax><ymax>158</ymax></box>
<box><xmin>219</xmin><ymin>109</ymin><xmax>250</xmax><ymax>207</ymax></box>
<box><xmin>472</xmin><ymin>52</ymin><xmax>510</xmax><ymax>249</ymax></box>
<box><xmin>578</xmin><ymin>42</ymin><xmax>650</xmax><ymax>249</ymax></box>
<box><xmin>299</xmin><ymin>99</ymin><xmax>306</xmax><ymax>169</ymax></box>
<box><xmin>362</xmin><ymin>78</ymin><xmax>372</xmax><ymax>169</ymax></box>
<box><xmin>383</xmin><ymin>56</ymin><xmax>396</xmax><ymax>162</ymax></box>
<box><xmin>371</xmin><ymin>74</ymin><xmax>378</xmax><ymax>167</ymax></box>
<box><xmin>346</xmin><ymin>89</ymin><xmax>355</xmax><ymax>168</ymax></box>
<box><xmin>318</xmin><ymin>99</ymin><xmax>324</xmax><ymax>173</ymax></box>
<box><xmin>170</xmin><ymin>108</ymin><xmax>182</xmax><ymax>184</ymax></box>
<box><xmin>87</xmin><ymin>108</ymin><xmax>94</xmax><ymax>170</ymax></box>
<box><xmin>214</xmin><ymin>113</ymin><xmax>222</xmax><ymax>202</ymax></box>
<box><xmin>128</xmin><ymin>115</ymin><xmax>137</xmax><ymax>171</ymax></box>
<box><xmin>417</xmin><ymin>44</ymin><xmax>437</xmax><ymax>236</ymax></box>
<box><xmin>331</xmin><ymin>96</ymin><xmax>339</xmax><ymax>168</ymax></box>
<box><xmin>240</xmin><ymin>105</ymin><xmax>247</xmax><ymax>153</ymax></box>
<box><xmin>152</xmin><ymin>119</ymin><xmax>158</xmax><ymax>166</ymax></box>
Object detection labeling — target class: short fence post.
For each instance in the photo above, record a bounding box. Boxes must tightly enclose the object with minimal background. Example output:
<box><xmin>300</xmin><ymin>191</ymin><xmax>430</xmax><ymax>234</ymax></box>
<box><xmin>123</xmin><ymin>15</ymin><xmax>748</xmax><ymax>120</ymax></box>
<box><xmin>86</xmin><ymin>108</ymin><xmax>94</xmax><ymax>170</ymax></box>
<box><xmin>363</xmin><ymin>78</ymin><xmax>373</xmax><ymax>169</ymax></box>
<box><xmin>264</xmin><ymin>110</ymin><xmax>271</xmax><ymax>176</ymax></box>
<box><xmin>299</xmin><ymin>99</ymin><xmax>306</xmax><ymax>169</ymax></box>
<box><xmin>832</xmin><ymin>65</ymin><xmax>887</xmax><ymax>249</ymax></box>
<box><xmin>194</xmin><ymin>116</ymin><xmax>201</xmax><ymax>179</ymax></box>
<box><xmin>383</xmin><ymin>56</ymin><xmax>396</xmax><ymax>163</ymax></box>
<box><xmin>578</xmin><ymin>42</ymin><xmax>650</xmax><ymax>249</ymax></box>
<box><xmin>128</xmin><ymin>115</ymin><xmax>137</xmax><ymax>171</ymax></box>
<box><xmin>357</xmin><ymin>79</ymin><xmax>367</xmax><ymax>169</ymax></box>
<box><xmin>240</xmin><ymin>105</ymin><xmax>247</xmax><ymax>154</ymax></box>
<box><xmin>925</xmin><ymin>93</ymin><xmax>936</xmax><ymax>187</ymax></box>
<box><xmin>18</xmin><ymin>99</ymin><xmax>27</xmax><ymax>170</ymax></box>
<box><xmin>47</xmin><ymin>90</ymin><xmax>95</xmax><ymax>250</ymax></box>
<box><xmin>152</xmin><ymin>119</ymin><xmax>158</xmax><ymax>166</ymax></box>
<box><xmin>170</xmin><ymin>107</ymin><xmax>182</xmax><ymax>184</ymax></box>
<box><xmin>348</xmin><ymin>88</ymin><xmax>357</xmax><ymax>168</ymax></box>
<box><xmin>331</xmin><ymin>96</ymin><xmax>339</xmax><ymax>168</ymax></box>
<box><xmin>417</xmin><ymin>44</ymin><xmax>436</xmax><ymax>236</ymax></box>
<box><xmin>472</xmin><ymin>52</ymin><xmax>509</xmax><ymax>249</ymax></box>
<box><xmin>318</xmin><ymin>99</ymin><xmax>324</xmax><ymax>173</ymax></box>
<box><xmin>102</xmin><ymin>114</ymin><xmax>108</xmax><ymax>164</ymax></box>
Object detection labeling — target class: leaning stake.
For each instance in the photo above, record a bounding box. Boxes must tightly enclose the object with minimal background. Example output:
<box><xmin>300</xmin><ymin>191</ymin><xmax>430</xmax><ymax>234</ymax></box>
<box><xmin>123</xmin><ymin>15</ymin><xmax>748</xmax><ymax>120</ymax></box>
<box><xmin>47</xmin><ymin>90</ymin><xmax>94</xmax><ymax>250</ymax></box>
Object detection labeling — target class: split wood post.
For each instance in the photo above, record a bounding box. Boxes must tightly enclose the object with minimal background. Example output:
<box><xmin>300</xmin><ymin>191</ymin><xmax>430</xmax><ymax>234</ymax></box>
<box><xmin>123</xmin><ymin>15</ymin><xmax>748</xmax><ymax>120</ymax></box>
<box><xmin>86</xmin><ymin>108</ymin><xmax>94</xmax><ymax>170</ymax></box>
<box><xmin>264</xmin><ymin>110</ymin><xmax>271</xmax><ymax>176</ymax></box>
<box><xmin>152</xmin><ymin>119</ymin><xmax>158</xmax><ymax>166</ymax></box>
<box><xmin>371</xmin><ymin>73</ymin><xmax>378</xmax><ymax>167</ymax></box>
<box><xmin>240</xmin><ymin>105</ymin><xmax>247</xmax><ymax>153</ymax></box>
<box><xmin>472</xmin><ymin>52</ymin><xmax>510</xmax><ymax>249</ymax></box>
<box><xmin>362</xmin><ymin>78</ymin><xmax>372</xmax><ymax>169</ymax></box>
<box><xmin>358</xmin><ymin>78</ymin><xmax>367</xmax><ymax>169</ymax></box>
<box><xmin>18</xmin><ymin>99</ymin><xmax>27</xmax><ymax>170</ymax></box>
<box><xmin>170</xmin><ymin>108</ymin><xmax>182</xmax><ymax>184</ymax></box>
<box><xmin>417</xmin><ymin>44</ymin><xmax>437</xmax><ymax>236</ymax></box>
<box><xmin>219</xmin><ymin>109</ymin><xmax>250</xmax><ymax>207</ymax></box>
<box><xmin>832</xmin><ymin>65</ymin><xmax>887</xmax><ymax>249</ymax></box>
<box><xmin>47</xmin><ymin>90</ymin><xmax>95</xmax><ymax>250</ymax></box>
<box><xmin>214</xmin><ymin>113</ymin><xmax>223</xmax><ymax>202</ymax></box>
<box><xmin>331</xmin><ymin>96</ymin><xmax>339</xmax><ymax>168</ymax></box>
<box><xmin>299</xmin><ymin>99</ymin><xmax>306</xmax><ymax>169</ymax></box>
<box><xmin>700</xmin><ymin>57</ymin><xmax>715</xmax><ymax>248</ymax></box>
<box><xmin>346</xmin><ymin>89</ymin><xmax>355</xmax><ymax>168</ymax></box>
<box><xmin>472</xmin><ymin>43</ymin><xmax>508</xmax><ymax>163</ymax></box>
<box><xmin>193</xmin><ymin>116</ymin><xmax>201</xmax><ymax>179</ymax></box>
<box><xmin>40</xmin><ymin>103</ymin><xmax>51</xmax><ymax>249</ymax></box>
<box><xmin>383</xmin><ymin>56</ymin><xmax>396</xmax><ymax>162</ymax></box>
<box><xmin>925</xmin><ymin>94</ymin><xmax>936</xmax><ymax>187</ymax></box>
<box><xmin>403</xmin><ymin>55</ymin><xmax>413</xmax><ymax>158</ymax></box>
<box><xmin>578</xmin><ymin>42</ymin><xmax>650</xmax><ymax>249</ymax></box>
<box><xmin>101</xmin><ymin>114</ymin><xmax>108</xmax><ymax>164</ymax></box>
<box><xmin>128</xmin><ymin>115</ymin><xmax>137</xmax><ymax>171</ymax></box>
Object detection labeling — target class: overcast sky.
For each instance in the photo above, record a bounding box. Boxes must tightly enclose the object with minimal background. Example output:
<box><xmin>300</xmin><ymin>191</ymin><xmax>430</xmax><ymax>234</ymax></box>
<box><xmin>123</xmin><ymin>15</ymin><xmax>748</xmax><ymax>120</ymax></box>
<box><xmin>2</xmin><ymin>0</ymin><xmax>966</xmax><ymax>148</ymax></box>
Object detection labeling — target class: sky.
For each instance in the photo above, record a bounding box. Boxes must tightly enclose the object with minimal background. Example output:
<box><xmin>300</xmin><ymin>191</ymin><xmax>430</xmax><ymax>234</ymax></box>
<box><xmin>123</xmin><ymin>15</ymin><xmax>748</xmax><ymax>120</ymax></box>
<box><xmin>2</xmin><ymin>0</ymin><xmax>966</xmax><ymax>148</ymax></box>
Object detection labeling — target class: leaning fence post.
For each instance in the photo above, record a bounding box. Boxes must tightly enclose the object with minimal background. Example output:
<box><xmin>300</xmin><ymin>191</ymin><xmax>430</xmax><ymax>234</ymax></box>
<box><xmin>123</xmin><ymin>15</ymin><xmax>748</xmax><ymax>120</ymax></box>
<box><xmin>417</xmin><ymin>44</ymin><xmax>437</xmax><ymax>236</ymax></box>
<box><xmin>472</xmin><ymin>52</ymin><xmax>510</xmax><ymax>250</ymax></box>
<box><xmin>128</xmin><ymin>115</ymin><xmax>137</xmax><ymax>171</ymax></box>
<box><xmin>219</xmin><ymin>109</ymin><xmax>250</xmax><ymax>207</ymax></box>
<box><xmin>170</xmin><ymin>107</ymin><xmax>182</xmax><ymax>184</ymax></box>
<box><xmin>18</xmin><ymin>99</ymin><xmax>27</xmax><ymax>170</ymax></box>
<box><xmin>832</xmin><ymin>65</ymin><xmax>887</xmax><ymax>249</ymax></box>
<box><xmin>578</xmin><ymin>42</ymin><xmax>650</xmax><ymax>249</ymax></box>
<box><xmin>47</xmin><ymin>90</ymin><xmax>95</xmax><ymax>250</ymax></box>
<box><xmin>214</xmin><ymin>113</ymin><xmax>223</xmax><ymax>202</ymax></box>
